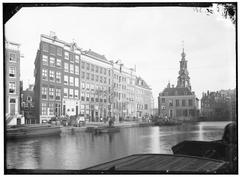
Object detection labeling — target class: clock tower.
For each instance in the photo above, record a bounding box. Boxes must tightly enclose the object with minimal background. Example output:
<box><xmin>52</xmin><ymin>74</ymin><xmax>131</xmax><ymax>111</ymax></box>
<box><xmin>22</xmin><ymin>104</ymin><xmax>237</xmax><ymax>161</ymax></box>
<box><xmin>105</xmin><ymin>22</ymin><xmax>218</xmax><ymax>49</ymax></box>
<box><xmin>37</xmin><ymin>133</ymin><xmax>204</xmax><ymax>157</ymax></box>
<box><xmin>176</xmin><ymin>47</ymin><xmax>191</xmax><ymax>90</ymax></box>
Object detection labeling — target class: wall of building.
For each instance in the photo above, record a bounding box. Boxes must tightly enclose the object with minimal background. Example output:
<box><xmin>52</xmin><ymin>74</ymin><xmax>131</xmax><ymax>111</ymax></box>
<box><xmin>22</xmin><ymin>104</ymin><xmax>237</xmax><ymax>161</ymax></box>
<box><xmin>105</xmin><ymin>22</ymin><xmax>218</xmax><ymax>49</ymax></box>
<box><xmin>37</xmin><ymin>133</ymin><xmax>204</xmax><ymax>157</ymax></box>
<box><xmin>158</xmin><ymin>95</ymin><xmax>198</xmax><ymax>121</ymax></box>
<box><xmin>5</xmin><ymin>41</ymin><xmax>21</xmax><ymax>118</ymax></box>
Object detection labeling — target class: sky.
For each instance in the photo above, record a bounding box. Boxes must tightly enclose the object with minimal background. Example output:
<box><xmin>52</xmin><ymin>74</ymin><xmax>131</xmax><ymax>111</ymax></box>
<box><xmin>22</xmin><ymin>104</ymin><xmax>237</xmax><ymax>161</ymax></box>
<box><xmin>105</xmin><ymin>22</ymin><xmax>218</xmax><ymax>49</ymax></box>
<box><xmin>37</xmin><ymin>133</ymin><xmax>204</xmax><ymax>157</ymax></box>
<box><xmin>5</xmin><ymin>5</ymin><xmax>236</xmax><ymax>107</ymax></box>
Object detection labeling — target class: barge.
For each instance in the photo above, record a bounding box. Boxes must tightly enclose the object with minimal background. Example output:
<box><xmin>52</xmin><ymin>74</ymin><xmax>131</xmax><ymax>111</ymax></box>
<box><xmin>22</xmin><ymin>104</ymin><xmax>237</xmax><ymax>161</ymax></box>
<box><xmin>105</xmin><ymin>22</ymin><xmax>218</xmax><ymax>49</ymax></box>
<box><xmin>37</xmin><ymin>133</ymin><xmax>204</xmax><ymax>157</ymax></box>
<box><xmin>7</xmin><ymin>124</ymin><xmax>62</xmax><ymax>139</ymax></box>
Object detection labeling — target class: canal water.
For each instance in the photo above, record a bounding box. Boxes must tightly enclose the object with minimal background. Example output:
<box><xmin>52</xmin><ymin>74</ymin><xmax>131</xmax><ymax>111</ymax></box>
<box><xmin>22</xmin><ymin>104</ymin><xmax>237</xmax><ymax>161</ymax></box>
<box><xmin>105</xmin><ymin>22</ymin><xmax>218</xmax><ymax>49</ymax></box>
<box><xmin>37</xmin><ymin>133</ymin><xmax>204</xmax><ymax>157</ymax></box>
<box><xmin>6</xmin><ymin>121</ymin><xmax>231</xmax><ymax>170</ymax></box>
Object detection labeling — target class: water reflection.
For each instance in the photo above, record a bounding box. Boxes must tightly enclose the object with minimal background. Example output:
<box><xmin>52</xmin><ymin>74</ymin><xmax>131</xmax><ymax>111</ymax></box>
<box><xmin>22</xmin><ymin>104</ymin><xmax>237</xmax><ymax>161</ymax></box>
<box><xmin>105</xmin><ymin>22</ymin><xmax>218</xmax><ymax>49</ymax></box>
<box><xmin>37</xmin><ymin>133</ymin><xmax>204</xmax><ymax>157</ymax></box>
<box><xmin>6</xmin><ymin>121</ymin><xmax>231</xmax><ymax>170</ymax></box>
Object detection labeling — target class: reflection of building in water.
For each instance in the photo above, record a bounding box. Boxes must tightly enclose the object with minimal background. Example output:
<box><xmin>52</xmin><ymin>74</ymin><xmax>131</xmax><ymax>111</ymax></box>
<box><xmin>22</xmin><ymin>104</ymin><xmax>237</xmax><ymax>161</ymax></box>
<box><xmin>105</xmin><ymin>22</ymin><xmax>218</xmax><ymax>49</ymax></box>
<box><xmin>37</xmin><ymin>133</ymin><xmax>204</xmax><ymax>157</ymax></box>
<box><xmin>158</xmin><ymin>47</ymin><xmax>199</xmax><ymax>121</ymax></box>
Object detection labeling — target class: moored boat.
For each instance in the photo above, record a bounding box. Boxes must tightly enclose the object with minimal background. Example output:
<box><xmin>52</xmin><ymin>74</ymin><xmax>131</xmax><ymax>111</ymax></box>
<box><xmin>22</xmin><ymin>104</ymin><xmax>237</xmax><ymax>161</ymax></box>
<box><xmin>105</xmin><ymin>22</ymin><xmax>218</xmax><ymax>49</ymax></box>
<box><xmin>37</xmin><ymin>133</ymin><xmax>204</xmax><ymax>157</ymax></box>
<box><xmin>7</xmin><ymin>124</ymin><xmax>62</xmax><ymax>139</ymax></box>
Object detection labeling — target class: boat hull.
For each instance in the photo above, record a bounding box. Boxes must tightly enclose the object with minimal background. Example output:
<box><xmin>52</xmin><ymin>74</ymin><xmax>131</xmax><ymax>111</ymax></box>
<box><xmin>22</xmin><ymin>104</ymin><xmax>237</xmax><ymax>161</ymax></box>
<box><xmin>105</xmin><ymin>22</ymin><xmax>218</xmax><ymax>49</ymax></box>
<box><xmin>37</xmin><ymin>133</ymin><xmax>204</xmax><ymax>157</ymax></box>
<box><xmin>7</xmin><ymin>124</ymin><xmax>61</xmax><ymax>139</ymax></box>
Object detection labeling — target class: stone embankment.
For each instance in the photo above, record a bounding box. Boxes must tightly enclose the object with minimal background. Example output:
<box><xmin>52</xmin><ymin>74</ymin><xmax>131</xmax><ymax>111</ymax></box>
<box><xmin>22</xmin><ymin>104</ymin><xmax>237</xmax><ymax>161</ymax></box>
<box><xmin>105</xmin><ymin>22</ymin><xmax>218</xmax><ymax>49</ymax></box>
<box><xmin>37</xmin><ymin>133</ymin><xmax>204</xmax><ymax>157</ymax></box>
<box><xmin>60</xmin><ymin>121</ymin><xmax>153</xmax><ymax>134</ymax></box>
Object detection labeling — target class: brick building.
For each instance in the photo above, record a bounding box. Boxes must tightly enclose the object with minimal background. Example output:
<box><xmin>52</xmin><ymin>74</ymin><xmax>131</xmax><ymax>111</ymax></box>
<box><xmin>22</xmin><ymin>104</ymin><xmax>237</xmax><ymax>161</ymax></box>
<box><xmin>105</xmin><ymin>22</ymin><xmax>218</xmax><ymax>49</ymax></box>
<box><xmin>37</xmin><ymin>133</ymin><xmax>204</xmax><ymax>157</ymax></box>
<box><xmin>5</xmin><ymin>40</ymin><xmax>25</xmax><ymax>125</ymax></box>
<box><xmin>21</xmin><ymin>84</ymin><xmax>37</xmax><ymax>124</ymax></box>
<box><xmin>34</xmin><ymin>33</ymin><xmax>153</xmax><ymax>123</ymax></box>
<box><xmin>158</xmin><ymin>48</ymin><xmax>199</xmax><ymax>121</ymax></box>
<box><xmin>135</xmin><ymin>77</ymin><xmax>153</xmax><ymax>119</ymax></box>
<box><xmin>201</xmin><ymin>89</ymin><xmax>236</xmax><ymax>121</ymax></box>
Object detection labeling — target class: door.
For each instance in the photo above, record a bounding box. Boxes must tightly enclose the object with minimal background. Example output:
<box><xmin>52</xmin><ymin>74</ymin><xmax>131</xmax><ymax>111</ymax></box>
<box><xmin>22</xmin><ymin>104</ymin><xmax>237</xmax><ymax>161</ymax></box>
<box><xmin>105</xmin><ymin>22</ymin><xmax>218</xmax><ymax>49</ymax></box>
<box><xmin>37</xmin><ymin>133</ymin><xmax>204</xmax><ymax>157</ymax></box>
<box><xmin>17</xmin><ymin>118</ymin><xmax>21</xmax><ymax>125</ymax></box>
<box><xmin>10</xmin><ymin>104</ymin><xmax>15</xmax><ymax>115</ymax></box>
<box><xmin>63</xmin><ymin>105</ymin><xmax>66</xmax><ymax>115</ymax></box>
<box><xmin>76</xmin><ymin>106</ymin><xmax>78</xmax><ymax>116</ymax></box>
<box><xmin>170</xmin><ymin>110</ymin><xmax>173</xmax><ymax>118</ymax></box>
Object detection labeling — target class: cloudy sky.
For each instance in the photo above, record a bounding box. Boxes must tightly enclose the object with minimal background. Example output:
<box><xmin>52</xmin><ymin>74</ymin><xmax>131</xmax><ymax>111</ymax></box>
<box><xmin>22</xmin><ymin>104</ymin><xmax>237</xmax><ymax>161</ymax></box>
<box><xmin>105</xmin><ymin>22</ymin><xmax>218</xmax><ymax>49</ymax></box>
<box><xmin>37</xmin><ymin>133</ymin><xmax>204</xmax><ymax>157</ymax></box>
<box><xmin>5</xmin><ymin>5</ymin><xmax>236</xmax><ymax>107</ymax></box>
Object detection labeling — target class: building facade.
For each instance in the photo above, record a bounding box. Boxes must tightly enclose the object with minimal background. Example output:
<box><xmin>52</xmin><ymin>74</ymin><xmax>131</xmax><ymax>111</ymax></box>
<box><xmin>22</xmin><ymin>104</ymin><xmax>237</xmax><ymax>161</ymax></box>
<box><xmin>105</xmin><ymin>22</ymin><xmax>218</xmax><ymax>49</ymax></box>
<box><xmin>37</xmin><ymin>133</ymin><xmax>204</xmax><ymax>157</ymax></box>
<box><xmin>158</xmin><ymin>48</ymin><xmax>199</xmax><ymax>121</ymax></box>
<box><xmin>201</xmin><ymin>89</ymin><xmax>236</xmax><ymax>121</ymax></box>
<box><xmin>34</xmin><ymin>33</ymin><xmax>153</xmax><ymax>123</ymax></box>
<box><xmin>5</xmin><ymin>40</ymin><xmax>25</xmax><ymax>125</ymax></box>
<box><xmin>135</xmin><ymin>77</ymin><xmax>153</xmax><ymax>119</ymax></box>
<box><xmin>21</xmin><ymin>84</ymin><xmax>37</xmax><ymax>124</ymax></box>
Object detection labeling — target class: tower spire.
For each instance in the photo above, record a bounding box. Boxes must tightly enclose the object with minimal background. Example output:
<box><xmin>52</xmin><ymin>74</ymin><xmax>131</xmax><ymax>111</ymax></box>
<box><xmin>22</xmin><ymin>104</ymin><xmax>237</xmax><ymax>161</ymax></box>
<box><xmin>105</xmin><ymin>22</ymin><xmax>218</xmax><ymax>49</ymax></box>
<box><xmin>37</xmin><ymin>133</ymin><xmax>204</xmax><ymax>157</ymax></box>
<box><xmin>182</xmin><ymin>40</ymin><xmax>184</xmax><ymax>53</ymax></box>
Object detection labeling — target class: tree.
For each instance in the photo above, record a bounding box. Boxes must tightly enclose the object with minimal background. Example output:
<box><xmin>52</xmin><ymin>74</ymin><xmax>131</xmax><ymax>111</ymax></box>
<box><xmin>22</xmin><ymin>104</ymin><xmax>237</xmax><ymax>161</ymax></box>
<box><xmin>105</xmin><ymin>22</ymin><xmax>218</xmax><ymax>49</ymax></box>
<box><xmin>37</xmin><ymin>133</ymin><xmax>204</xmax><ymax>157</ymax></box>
<box><xmin>194</xmin><ymin>3</ymin><xmax>236</xmax><ymax>25</ymax></box>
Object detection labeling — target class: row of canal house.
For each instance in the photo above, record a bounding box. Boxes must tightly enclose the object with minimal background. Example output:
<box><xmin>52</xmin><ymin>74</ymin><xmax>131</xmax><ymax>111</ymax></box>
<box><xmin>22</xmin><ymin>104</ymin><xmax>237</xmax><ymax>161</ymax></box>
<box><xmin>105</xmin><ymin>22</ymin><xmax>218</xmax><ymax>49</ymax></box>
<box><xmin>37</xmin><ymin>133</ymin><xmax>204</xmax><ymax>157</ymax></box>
<box><xmin>34</xmin><ymin>33</ymin><xmax>153</xmax><ymax>124</ymax></box>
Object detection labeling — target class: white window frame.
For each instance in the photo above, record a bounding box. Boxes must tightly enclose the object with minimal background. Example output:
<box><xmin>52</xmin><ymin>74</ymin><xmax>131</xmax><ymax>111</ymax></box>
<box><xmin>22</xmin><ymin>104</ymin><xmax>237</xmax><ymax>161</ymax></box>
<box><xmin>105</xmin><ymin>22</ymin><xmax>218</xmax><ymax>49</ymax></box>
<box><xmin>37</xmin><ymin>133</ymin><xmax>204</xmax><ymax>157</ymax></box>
<box><xmin>69</xmin><ymin>76</ymin><xmax>74</xmax><ymax>86</ymax></box>
<box><xmin>75</xmin><ymin>77</ymin><xmax>79</xmax><ymax>87</ymax></box>
<box><xmin>64</xmin><ymin>75</ymin><xmax>69</xmax><ymax>85</ymax></box>
<box><xmin>64</xmin><ymin>62</ymin><xmax>69</xmax><ymax>72</ymax></box>
<box><xmin>64</xmin><ymin>51</ymin><xmax>69</xmax><ymax>60</ymax></box>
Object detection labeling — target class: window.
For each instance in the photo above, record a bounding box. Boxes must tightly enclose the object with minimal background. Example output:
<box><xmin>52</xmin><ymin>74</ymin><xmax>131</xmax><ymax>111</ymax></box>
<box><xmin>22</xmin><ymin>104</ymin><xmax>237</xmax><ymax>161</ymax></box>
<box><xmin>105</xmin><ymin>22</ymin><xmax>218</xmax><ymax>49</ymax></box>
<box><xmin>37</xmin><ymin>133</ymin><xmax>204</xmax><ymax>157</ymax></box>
<box><xmin>64</xmin><ymin>88</ymin><xmax>68</xmax><ymax>98</ymax></box>
<box><xmin>70</xmin><ymin>64</ymin><xmax>74</xmax><ymax>74</ymax></box>
<box><xmin>75</xmin><ymin>55</ymin><xmax>80</xmax><ymax>63</ymax></box>
<box><xmin>69</xmin><ymin>89</ymin><xmax>73</xmax><ymax>98</ymax></box>
<box><xmin>176</xmin><ymin>100</ymin><xmax>180</xmax><ymax>107</ymax></box>
<box><xmin>42</xmin><ymin>55</ymin><xmax>48</xmax><ymax>65</ymax></box>
<box><xmin>81</xmin><ymin>72</ymin><xmax>85</xmax><ymax>79</ymax></box>
<box><xmin>81</xmin><ymin>82</ymin><xmax>85</xmax><ymax>90</ymax></box>
<box><xmin>56</xmin><ymin>58</ymin><xmax>61</xmax><ymax>68</ymax></box>
<box><xmin>86</xmin><ymin>83</ymin><xmax>90</xmax><ymax>90</ymax></box>
<box><xmin>56</xmin><ymin>88</ymin><xmax>61</xmax><ymax>100</ymax></box>
<box><xmin>189</xmin><ymin>99</ymin><xmax>193</xmax><ymax>106</ymax></box>
<box><xmin>49</xmin><ymin>87</ymin><xmax>54</xmax><ymax>100</ymax></box>
<box><xmin>100</xmin><ymin>67</ymin><xmax>102</xmax><ymax>74</ymax></box>
<box><xmin>75</xmin><ymin>77</ymin><xmax>79</xmax><ymax>87</ymax></box>
<box><xmin>42</xmin><ymin>43</ymin><xmax>48</xmax><ymax>52</ymax></box>
<box><xmin>69</xmin><ymin>53</ymin><xmax>74</xmax><ymax>63</ymax></box>
<box><xmin>182</xmin><ymin>100</ymin><xmax>186</xmax><ymax>107</ymax></box>
<box><xmin>56</xmin><ymin>72</ymin><xmax>61</xmax><ymax>83</ymax></box>
<box><xmin>104</xmin><ymin>77</ymin><xmax>107</xmax><ymax>84</ymax></box>
<box><xmin>49</xmin><ymin>70</ymin><xmax>55</xmax><ymax>82</ymax></box>
<box><xmin>108</xmin><ymin>69</ymin><xmax>111</xmax><ymax>76</ymax></box>
<box><xmin>64</xmin><ymin>51</ymin><xmax>69</xmax><ymax>60</ymax></box>
<box><xmin>42</xmin><ymin>69</ymin><xmax>48</xmax><ymax>80</ymax></box>
<box><xmin>91</xmin><ymin>74</ymin><xmax>94</xmax><ymax>81</ymax></box>
<box><xmin>96</xmin><ymin>75</ymin><xmax>99</xmax><ymax>82</ymax></box>
<box><xmin>95</xmin><ymin>66</ymin><xmax>99</xmax><ymax>73</ymax></box>
<box><xmin>75</xmin><ymin>65</ymin><xmax>79</xmax><ymax>75</ymax></box>
<box><xmin>57</xmin><ymin>47</ymin><xmax>62</xmax><ymax>56</ymax></box>
<box><xmin>41</xmin><ymin>103</ymin><xmax>47</xmax><ymax>115</ymax></box>
<box><xmin>9</xmin><ymin>53</ymin><xmax>16</xmax><ymax>62</ymax></box>
<box><xmin>50</xmin><ymin>45</ymin><xmax>56</xmax><ymax>55</ymax></box>
<box><xmin>49</xmin><ymin>103</ymin><xmax>54</xmax><ymax>115</ymax></box>
<box><xmin>64</xmin><ymin>75</ymin><xmax>68</xmax><ymax>85</ymax></box>
<box><xmin>64</xmin><ymin>63</ymin><xmax>69</xmax><ymax>72</ymax></box>
<box><xmin>104</xmin><ymin>68</ymin><xmax>106</xmax><ymax>75</ymax></box>
<box><xmin>69</xmin><ymin>76</ymin><xmax>74</xmax><ymax>86</ymax></box>
<box><xmin>9</xmin><ymin>66</ymin><xmax>16</xmax><ymax>77</ymax></box>
<box><xmin>86</xmin><ymin>63</ymin><xmax>90</xmax><ymax>70</ymax></box>
<box><xmin>81</xmin><ymin>61</ymin><xmax>85</xmax><ymax>69</ymax></box>
<box><xmin>86</xmin><ymin>93</ymin><xmax>89</xmax><ymax>101</ymax></box>
<box><xmin>81</xmin><ymin>92</ymin><xmax>85</xmax><ymax>101</ymax></box>
<box><xmin>75</xmin><ymin>90</ymin><xmax>79</xmax><ymax>99</ymax></box>
<box><xmin>86</xmin><ymin>73</ymin><xmax>90</xmax><ymax>80</ymax></box>
<box><xmin>91</xmin><ymin>64</ymin><xmax>94</xmax><ymax>72</ymax></box>
<box><xmin>50</xmin><ymin>57</ymin><xmax>55</xmax><ymax>67</ymax></box>
<box><xmin>169</xmin><ymin>100</ymin><xmax>173</xmax><ymax>107</ymax></box>
<box><xmin>41</xmin><ymin>87</ymin><xmax>48</xmax><ymax>99</ymax></box>
<box><xmin>91</xmin><ymin>84</ymin><xmax>94</xmax><ymax>91</ymax></box>
<box><xmin>162</xmin><ymin>98</ymin><xmax>165</xmax><ymax>103</ymax></box>
<box><xmin>9</xmin><ymin>82</ymin><xmax>16</xmax><ymax>93</ymax></box>
<box><xmin>100</xmin><ymin>76</ymin><xmax>103</xmax><ymax>83</ymax></box>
